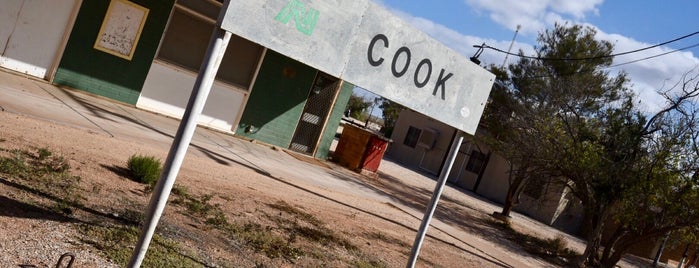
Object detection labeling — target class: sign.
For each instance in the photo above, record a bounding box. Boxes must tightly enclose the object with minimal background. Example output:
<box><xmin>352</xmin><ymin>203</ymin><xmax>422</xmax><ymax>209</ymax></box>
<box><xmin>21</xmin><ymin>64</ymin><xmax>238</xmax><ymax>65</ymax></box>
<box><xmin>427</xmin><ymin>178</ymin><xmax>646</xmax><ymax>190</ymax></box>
<box><xmin>219</xmin><ymin>0</ymin><xmax>367</xmax><ymax>77</ymax></box>
<box><xmin>343</xmin><ymin>3</ymin><xmax>494</xmax><ymax>133</ymax></box>
<box><xmin>219</xmin><ymin>0</ymin><xmax>494</xmax><ymax>134</ymax></box>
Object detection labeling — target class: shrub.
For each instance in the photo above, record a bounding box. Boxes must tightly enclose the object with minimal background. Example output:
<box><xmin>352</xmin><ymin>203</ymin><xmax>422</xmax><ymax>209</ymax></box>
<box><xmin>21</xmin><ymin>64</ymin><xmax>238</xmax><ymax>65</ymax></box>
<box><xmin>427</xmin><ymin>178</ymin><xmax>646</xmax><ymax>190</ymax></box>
<box><xmin>546</xmin><ymin>234</ymin><xmax>576</xmax><ymax>257</ymax></box>
<box><xmin>127</xmin><ymin>155</ymin><xmax>162</xmax><ymax>185</ymax></box>
<box><xmin>37</xmin><ymin>147</ymin><xmax>52</xmax><ymax>160</ymax></box>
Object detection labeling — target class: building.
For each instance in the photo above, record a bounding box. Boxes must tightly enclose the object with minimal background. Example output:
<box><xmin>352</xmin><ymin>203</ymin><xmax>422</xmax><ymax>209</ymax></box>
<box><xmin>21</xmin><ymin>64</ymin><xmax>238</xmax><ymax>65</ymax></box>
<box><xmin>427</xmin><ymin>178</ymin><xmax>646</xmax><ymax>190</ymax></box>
<box><xmin>386</xmin><ymin>109</ymin><xmax>583</xmax><ymax>233</ymax></box>
<box><xmin>1</xmin><ymin>0</ymin><xmax>352</xmax><ymax>159</ymax></box>
<box><xmin>2</xmin><ymin>0</ymin><xmax>581</xmax><ymax>231</ymax></box>
<box><xmin>2</xmin><ymin>0</ymin><xmax>495</xmax><ymax>160</ymax></box>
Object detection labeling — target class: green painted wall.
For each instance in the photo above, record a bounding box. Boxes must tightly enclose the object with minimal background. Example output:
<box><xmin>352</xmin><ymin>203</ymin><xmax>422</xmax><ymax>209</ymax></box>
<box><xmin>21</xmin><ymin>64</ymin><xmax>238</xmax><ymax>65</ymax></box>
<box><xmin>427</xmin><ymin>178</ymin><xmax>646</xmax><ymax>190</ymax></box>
<box><xmin>53</xmin><ymin>0</ymin><xmax>174</xmax><ymax>104</ymax></box>
<box><xmin>236</xmin><ymin>50</ymin><xmax>316</xmax><ymax>148</ymax></box>
<box><xmin>315</xmin><ymin>81</ymin><xmax>354</xmax><ymax>159</ymax></box>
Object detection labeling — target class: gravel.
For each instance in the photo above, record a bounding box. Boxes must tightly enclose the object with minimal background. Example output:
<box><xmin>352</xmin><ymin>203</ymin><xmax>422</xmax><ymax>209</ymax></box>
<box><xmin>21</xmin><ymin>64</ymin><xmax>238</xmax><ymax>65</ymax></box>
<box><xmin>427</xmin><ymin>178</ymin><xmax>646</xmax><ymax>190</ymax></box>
<box><xmin>0</xmin><ymin>217</ymin><xmax>118</xmax><ymax>267</ymax></box>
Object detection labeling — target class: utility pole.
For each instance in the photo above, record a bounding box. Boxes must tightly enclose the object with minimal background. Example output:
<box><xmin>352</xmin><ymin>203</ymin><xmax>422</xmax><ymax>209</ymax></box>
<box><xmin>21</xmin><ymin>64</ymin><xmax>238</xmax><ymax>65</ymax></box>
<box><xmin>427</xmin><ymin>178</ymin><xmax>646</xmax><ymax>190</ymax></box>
<box><xmin>502</xmin><ymin>25</ymin><xmax>521</xmax><ymax>68</ymax></box>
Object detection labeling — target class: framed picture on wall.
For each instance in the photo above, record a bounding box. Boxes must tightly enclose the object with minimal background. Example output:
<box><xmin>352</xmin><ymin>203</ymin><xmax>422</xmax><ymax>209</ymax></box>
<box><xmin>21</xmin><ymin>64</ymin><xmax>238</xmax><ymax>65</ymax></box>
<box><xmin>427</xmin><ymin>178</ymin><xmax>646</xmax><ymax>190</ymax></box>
<box><xmin>93</xmin><ymin>0</ymin><xmax>149</xmax><ymax>60</ymax></box>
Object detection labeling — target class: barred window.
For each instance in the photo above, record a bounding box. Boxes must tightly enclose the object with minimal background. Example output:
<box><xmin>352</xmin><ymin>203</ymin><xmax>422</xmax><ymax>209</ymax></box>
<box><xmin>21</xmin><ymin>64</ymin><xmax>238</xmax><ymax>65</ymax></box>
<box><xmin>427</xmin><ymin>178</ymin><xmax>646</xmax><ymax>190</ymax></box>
<box><xmin>465</xmin><ymin>150</ymin><xmax>486</xmax><ymax>173</ymax></box>
<box><xmin>157</xmin><ymin>4</ymin><xmax>263</xmax><ymax>88</ymax></box>
<box><xmin>403</xmin><ymin>126</ymin><xmax>422</xmax><ymax>148</ymax></box>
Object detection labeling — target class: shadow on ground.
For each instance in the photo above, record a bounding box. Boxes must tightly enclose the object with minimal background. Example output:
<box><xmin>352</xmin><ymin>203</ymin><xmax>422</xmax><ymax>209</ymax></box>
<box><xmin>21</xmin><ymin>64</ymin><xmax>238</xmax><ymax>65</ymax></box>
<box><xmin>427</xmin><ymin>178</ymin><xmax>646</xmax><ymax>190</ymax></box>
<box><xmin>306</xmin><ymin>155</ymin><xmax>549</xmax><ymax>266</ymax></box>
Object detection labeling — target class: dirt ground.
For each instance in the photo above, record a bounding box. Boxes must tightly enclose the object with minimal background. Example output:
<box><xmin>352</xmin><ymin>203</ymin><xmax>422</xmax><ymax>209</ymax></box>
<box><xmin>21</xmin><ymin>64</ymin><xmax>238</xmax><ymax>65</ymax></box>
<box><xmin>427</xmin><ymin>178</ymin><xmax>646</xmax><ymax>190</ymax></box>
<box><xmin>0</xmin><ymin>110</ymin><xmax>512</xmax><ymax>267</ymax></box>
<box><xmin>0</xmin><ymin>80</ymin><xmax>655</xmax><ymax>267</ymax></box>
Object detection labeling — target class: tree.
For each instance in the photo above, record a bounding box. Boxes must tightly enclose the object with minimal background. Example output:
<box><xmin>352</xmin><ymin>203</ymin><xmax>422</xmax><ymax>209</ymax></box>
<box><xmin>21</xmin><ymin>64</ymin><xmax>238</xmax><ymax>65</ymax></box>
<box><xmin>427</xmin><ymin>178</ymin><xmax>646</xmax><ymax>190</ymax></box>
<box><xmin>480</xmin><ymin>23</ymin><xmax>627</xmax><ymax>220</ymax></box>
<box><xmin>480</xmin><ymin>66</ymin><xmax>542</xmax><ymax>218</ymax></box>
<box><xmin>538</xmin><ymin>70</ymin><xmax>699</xmax><ymax>267</ymax></box>
<box><xmin>590</xmin><ymin>71</ymin><xmax>699</xmax><ymax>267</ymax></box>
<box><xmin>347</xmin><ymin>93</ymin><xmax>372</xmax><ymax>121</ymax></box>
<box><xmin>378</xmin><ymin>98</ymin><xmax>405</xmax><ymax>137</ymax></box>
<box><xmin>483</xmin><ymin>23</ymin><xmax>699</xmax><ymax>267</ymax></box>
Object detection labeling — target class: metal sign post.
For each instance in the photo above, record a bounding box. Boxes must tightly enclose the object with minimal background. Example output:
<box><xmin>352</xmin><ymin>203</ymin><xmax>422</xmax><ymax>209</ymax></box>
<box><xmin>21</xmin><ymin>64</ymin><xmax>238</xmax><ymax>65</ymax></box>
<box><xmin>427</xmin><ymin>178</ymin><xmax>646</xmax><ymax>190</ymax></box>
<box><xmin>222</xmin><ymin>2</ymin><xmax>492</xmax><ymax>265</ymax></box>
<box><xmin>127</xmin><ymin>0</ymin><xmax>494</xmax><ymax>266</ymax></box>
<box><xmin>407</xmin><ymin>130</ymin><xmax>464</xmax><ymax>267</ymax></box>
<box><xmin>127</xmin><ymin>27</ymin><xmax>232</xmax><ymax>267</ymax></box>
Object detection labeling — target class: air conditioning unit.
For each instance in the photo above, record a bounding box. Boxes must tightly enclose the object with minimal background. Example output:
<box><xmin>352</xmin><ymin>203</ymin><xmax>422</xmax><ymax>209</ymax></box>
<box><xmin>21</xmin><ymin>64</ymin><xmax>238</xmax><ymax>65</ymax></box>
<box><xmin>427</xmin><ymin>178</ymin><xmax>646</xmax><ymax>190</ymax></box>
<box><xmin>417</xmin><ymin>128</ymin><xmax>439</xmax><ymax>150</ymax></box>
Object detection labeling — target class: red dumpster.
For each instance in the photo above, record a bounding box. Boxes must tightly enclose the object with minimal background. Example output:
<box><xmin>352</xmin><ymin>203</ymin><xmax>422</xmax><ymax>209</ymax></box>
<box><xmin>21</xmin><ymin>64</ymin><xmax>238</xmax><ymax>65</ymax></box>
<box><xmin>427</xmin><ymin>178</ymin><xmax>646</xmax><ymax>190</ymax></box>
<box><xmin>333</xmin><ymin>124</ymin><xmax>390</xmax><ymax>172</ymax></box>
<box><xmin>361</xmin><ymin>135</ymin><xmax>389</xmax><ymax>172</ymax></box>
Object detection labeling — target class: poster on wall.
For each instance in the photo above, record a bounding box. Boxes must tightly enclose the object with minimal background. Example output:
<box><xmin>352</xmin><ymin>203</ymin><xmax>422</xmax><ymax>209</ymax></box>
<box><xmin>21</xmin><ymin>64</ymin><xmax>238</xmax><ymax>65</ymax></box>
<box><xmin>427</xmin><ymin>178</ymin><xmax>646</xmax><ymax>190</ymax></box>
<box><xmin>93</xmin><ymin>0</ymin><xmax>149</xmax><ymax>60</ymax></box>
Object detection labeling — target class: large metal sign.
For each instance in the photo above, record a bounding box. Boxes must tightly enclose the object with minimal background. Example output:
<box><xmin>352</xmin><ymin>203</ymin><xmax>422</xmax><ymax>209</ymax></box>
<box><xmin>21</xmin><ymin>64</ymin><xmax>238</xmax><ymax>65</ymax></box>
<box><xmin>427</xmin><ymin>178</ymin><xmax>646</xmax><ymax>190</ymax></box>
<box><xmin>219</xmin><ymin>0</ymin><xmax>368</xmax><ymax>78</ymax></box>
<box><xmin>343</xmin><ymin>2</ymin><xmax>494</xmax><ymax>133</ymax></box>
<box><xmin>219</xmin><ymin>0</ymin><xmax>494</xmax><ymax>134</ymax></box>
<box><xmin>219</xmin><ymin>0</ymin><xmax>495</xmax><ymax>134</ymax></box>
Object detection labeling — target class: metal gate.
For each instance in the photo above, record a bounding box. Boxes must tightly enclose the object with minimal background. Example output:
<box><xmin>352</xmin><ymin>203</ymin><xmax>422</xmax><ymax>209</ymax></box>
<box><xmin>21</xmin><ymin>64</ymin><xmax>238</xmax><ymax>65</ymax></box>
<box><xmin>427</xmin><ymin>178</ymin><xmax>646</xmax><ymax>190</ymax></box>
<box><xmin>289</xmin><ymin>72</ymin><xmax>340</xmax><ymax>155</ymax></box>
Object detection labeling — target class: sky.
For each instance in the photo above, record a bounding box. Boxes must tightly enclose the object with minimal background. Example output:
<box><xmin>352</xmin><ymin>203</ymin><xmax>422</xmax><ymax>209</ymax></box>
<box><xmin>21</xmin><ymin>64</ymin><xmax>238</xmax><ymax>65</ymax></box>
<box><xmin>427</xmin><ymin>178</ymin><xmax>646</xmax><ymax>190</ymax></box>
<box><xmin>370</xmin><ymin>0</ymin><xmax>699</xmax><ymax>114</ymax></box>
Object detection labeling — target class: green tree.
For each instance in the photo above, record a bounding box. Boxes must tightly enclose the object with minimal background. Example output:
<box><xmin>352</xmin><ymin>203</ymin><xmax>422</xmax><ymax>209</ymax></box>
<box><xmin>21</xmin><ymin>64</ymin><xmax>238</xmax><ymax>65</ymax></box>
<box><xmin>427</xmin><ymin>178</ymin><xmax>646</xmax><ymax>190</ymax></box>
<box><xmin>480</xmin><ymin>23</ymin><xmax>627</xmax><ymax>221</ymax></box>
<box><xmin>347</xmin><ymin>93</ymin><xmax>372</xmax><ymax>121</ymax></box>
<box><xmin>378</xmin><ymin>98</ymin><xmax>405</xmax><ymax>137</ymax></box>
<box><xmin>480</xmin><ymin>66</ymin><xmax>542</xmax><ymax>218</ymax></box>
<box><xmin>588</xmin><ymin>71</ymin><xmax>699</xmax><ymax>267</ymax></box>
<box><xmin>484</xmin><ymin>23</ymin><xmax>699</xmax><ymax>267</ymax></box>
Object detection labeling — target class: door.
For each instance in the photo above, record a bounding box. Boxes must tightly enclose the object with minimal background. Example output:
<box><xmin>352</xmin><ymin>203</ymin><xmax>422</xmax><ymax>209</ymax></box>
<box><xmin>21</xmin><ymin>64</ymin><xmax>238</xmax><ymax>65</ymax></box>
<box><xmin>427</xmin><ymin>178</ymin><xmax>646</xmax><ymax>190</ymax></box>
<box><xmin>289</xmin><ymin>72</ymin><xmax>340</xmax><ymax>155</ymax></box>
<box><xmin>0</xmin><ymin>0</ymin><xmax>77</xmax><ymax>79</ymax></box>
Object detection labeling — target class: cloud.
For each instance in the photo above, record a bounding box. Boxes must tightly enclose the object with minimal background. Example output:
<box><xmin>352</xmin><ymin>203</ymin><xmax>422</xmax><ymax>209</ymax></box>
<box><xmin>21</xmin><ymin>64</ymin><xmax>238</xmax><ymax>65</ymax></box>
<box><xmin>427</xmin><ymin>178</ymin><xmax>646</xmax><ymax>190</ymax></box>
<box><xmin>460</xmin><ymin>0</ymin><xmax>699</xmax><ymax>113</ymax></box>
<box><xmin>385</xmin><ymin>6</ymin><xmax>699</xmax><ymax>115</ymax></box>
<box><xmin>595</xmin><ymin>29</ymin><xmax>699</xmax><ymax>113</ymax></box>
<box><xmin>463</xmin><ymin>0</ymin><xmax>603</xmax><ymax>35</ymax></box>
<box><xmin>386</xmin><ymin>8</ymin><xmax>535</xmax><ymax>68</ymax></box>
<box><xmin>550</xmin><ymin>0</ymin><xmax>602</xmax><ymax>18</ymax></box>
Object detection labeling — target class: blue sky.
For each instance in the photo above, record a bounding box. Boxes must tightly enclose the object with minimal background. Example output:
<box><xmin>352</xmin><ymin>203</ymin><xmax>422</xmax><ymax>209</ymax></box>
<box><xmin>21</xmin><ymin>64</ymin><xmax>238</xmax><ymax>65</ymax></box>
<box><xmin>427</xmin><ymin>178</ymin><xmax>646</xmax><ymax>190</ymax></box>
<box><xmin>371</xmin><ymin>0</ymin><xmax>699</xmax><ymax>113</ymax></box>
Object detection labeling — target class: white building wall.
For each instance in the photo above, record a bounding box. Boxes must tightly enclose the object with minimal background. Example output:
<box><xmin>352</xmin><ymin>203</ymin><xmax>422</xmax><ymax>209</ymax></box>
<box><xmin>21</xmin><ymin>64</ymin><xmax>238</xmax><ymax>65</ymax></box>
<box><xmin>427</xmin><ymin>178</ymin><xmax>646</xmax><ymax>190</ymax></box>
<box><xmin>0</xmin><ymin>0</ymin><xmax>77</xmax><ymax>79</ymax></box>
<box><xmin>474</xmin><ymin>151</ymin><xmax>509</xmax><ymax>203</ymax></box>
<box><xmin>137</xmin><ymin>61</ymin><xmax>247</xmax><ymax>133</ymax></box>
<box><xmin>386</xmin><ymin>109</ymin><xmax>455</xmax><ymax>175</ymax></box>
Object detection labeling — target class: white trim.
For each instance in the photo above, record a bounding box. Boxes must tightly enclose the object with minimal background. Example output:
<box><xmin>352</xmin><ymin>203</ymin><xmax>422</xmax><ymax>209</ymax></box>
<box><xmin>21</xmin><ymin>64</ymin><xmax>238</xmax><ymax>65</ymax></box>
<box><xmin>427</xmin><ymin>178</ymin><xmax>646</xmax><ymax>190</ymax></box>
<box><xmin>152</xmin><ymin>59</ymin><xmax>248</xmax><ymax>94</ymax></box>
<box><xmin>47</xmin><ymin>0</ymin><xmax>83</xmax><ymax>81</ymax></box>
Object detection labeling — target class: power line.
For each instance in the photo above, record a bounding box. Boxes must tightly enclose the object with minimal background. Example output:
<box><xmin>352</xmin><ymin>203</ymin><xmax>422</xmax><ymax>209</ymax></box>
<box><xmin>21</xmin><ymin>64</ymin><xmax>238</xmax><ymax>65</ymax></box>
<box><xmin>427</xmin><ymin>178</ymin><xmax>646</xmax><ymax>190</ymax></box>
<box><xmin>607</xmin><ymin>42</ymin><xmax>699</xmax><ymax>68</ymax></box>
<box><xmin>476</xmin><ymin>30</ymin><xmax>699</xmax><ymax>61</ymax></box>
<box><xmin>524</xmin><ymin>42</ymin><xmax>699</xmax><ymax>79</ymax></box>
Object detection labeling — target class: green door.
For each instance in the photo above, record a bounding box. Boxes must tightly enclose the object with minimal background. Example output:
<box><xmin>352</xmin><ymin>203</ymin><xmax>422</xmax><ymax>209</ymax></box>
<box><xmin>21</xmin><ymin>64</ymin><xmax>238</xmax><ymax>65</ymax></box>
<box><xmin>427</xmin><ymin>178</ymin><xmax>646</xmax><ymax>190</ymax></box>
<box><xmin>236</xmin><ymin>50</ymin><xmax>316</xmax><ymax>148</ymax></box>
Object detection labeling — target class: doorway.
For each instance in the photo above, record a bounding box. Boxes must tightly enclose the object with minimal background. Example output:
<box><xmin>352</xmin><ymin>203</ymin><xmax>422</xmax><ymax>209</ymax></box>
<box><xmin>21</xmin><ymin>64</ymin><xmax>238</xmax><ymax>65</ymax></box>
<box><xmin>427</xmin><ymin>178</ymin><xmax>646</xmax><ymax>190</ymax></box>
<box><xmin>289</xmin><ymin>72</ymin><xmax>340</xmax><ymax>155</ymax></box>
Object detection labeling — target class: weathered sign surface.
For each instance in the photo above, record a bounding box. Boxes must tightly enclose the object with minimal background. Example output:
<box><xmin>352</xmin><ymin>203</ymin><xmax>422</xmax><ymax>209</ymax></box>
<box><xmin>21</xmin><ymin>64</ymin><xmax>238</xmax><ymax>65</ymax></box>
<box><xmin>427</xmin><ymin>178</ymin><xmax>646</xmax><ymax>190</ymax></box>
<box><xmin>219</xmin><ymin>0</ymin><xmax>494</xmax><ymax>134</ymax></box>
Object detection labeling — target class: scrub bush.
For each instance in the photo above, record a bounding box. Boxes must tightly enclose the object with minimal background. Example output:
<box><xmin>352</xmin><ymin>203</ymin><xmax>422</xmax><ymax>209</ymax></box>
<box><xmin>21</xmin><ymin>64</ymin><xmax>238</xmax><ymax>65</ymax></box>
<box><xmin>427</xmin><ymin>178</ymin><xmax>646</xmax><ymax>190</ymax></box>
<box><xmin>127</xmin><ymin>155</ymin><xmax>162</xmax><ymax>186</ymax></box>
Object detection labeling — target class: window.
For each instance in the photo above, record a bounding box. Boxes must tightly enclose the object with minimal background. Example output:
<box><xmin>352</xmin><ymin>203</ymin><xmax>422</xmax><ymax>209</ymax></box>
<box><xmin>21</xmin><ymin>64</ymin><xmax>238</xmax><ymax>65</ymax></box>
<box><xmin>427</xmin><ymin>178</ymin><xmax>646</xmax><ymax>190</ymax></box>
<box><xmin>465</xmin><ymin>150</ymin><xmax>486</xmax><ymax>173</ymax></box>
<box><xmin>403</xmin><ymin>126</ymin><xmax>422</xmax><ymax>148</ymax></box>
<box><xmin>523</xmin><ymin>178</ymin><xmax>546</xmax><ymax>199</ymax></box>
<box><xmin>157</xmin><ymin>4</ymin><xmax>263</xmax><ymax>88</ymax></box>
<box><xmin>417</xmin><ymin>128</ymin><xmax>438</xmax><ymax>149</ymax></box>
